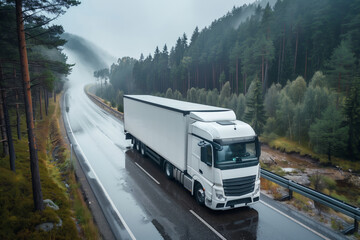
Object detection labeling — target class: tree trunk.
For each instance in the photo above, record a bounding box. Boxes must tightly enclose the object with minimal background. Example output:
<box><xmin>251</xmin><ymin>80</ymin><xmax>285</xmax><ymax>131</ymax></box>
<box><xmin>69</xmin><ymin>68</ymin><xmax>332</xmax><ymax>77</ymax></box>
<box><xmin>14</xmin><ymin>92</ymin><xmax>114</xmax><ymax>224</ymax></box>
<box><xmin>0</xmin><ymin>64</ymin><xmax>9</xmax><ymax>157</ymax></box>
<box><xmin>304</xmin><ymin>48</ymin><xmax>308</xmax><ymax>80</ymax></box>
<box><xmin>39</xmin><ymin>88</ymin><xmax>42</xmax><ymax>120</ymax></box>
<box><xmin>44</xmin><ymin>89</ymin><xmax>48</xmax><ymax>116</ymax></box>
<box><xmin>196</xmin><ymin>66</ymin><xmax>199</xmax><ymax>88</ymax></box>
<box><xmin>0</xmin><ymin>96</ymin><xmax>8</xmax><ymax>157</ymax></box>
<box><xmin>277</xmin><ymin>39</ymin><xmax>282</xmax><ymax>83</ymax></box>
<box><xmin>33</xmin><ymin>89</ymin><xmax>37</xmax><ymax>121</ymax></box>
<box><xmin>282</xmin><ymin>25</ymin><xmax>286</xmax><ymax>64</ymax></box>
<box><xmin>261</xmin><ymin>55</ymin><xmax>264</xmax><ymax>84</ymax></box>
<box><xmin>212</xmin><ymin>63</ymin><xmax>215</xmax><ymax>89</ymax></box>
<box><xmin>14</xmin><ymin>68</ymin><xmax>21</xmax><ymax>140</ymax></box>
<box><xmin>187</xmin><ymin>70</ymin><xmax>190</xmax><ymax>90</ymax></box>
<box><xmin>264</xmin><ymin>59</ymin><xmax>269</xmax><ymax>95</ymax></box>
<box><xmin>236</xmin><ymin>58</ymin><xmax>239</xmax><ymax>94</ymax></box>
<box><xmin>204</xmin><ymin>71</ymin><xmax>207</xmax><ymax>89</ymax></box>
<box><xmin>15</xmin><ymin>0</ymin><xmax>44</xmax><ymax>211</ymax></box>
<box><xmin>1</xmin><ymin>89</ymin><xmax>16</xmax><ymax>172</ymax></box>
<box><xmin>293</xmin><ymin>29</ymin><xmax>299</xmax><ymax>73</ymax></box>
<box><xmin>281</xmin><ymin>24</ymin><xmax>286</xmax><ymax>82</ymax></box>
<box><xmin>16</xmin><ymin>90</ymin><xmax>21</xmax><ymax>140</ymax></box>
<box><xmin>244</xmin><ymin>73</ymin><xmax>247</xmax><ymax>95</ymax></box>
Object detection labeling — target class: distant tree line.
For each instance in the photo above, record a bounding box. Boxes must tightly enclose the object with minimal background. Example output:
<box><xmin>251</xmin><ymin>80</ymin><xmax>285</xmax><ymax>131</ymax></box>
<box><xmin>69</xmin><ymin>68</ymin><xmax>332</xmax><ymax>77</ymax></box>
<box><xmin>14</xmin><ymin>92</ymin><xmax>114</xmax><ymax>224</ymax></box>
<box><xmin>95</xmin><ymin>0</ymin><xmax>360</xmax><ymax>162</ymax></box>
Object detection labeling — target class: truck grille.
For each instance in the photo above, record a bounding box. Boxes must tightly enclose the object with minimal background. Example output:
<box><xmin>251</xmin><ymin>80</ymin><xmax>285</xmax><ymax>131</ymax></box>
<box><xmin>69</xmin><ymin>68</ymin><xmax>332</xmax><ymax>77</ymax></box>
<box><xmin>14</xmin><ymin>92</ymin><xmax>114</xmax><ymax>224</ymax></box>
<box><xmin>223</xmin><ymin>175</ymin><xmax>256</xmax><ymax>197</ymax></box>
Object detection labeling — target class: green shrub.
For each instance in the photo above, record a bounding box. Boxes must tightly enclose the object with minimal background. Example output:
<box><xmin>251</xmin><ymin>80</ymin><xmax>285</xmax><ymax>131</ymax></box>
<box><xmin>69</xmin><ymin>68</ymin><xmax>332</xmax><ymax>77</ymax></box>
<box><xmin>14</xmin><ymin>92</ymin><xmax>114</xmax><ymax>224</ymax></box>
<box><xmin>331</xmin><ymin>192</ymin><xmax>349</xmax><ymax>203</ymax></box>
<box><xmin>111</xmin><ymin>100</ymin><xmax>116</xmax><ymax>108</ymax></box>
<box><xmin>117</xmin><ymin>104</ymin><xmax>123</xmax><ymax>112</ymax></box>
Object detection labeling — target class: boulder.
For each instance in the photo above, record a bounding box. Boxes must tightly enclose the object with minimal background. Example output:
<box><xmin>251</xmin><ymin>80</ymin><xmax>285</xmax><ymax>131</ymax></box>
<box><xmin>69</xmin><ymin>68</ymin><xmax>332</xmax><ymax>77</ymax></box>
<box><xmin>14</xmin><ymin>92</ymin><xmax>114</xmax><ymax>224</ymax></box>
<box><xmin>36</xmin><ymin>217</ymin><xmax>62</xmax><ymax>232</ymax></box>
<box><xmin>284</xmin><ymin>175</ymin><xmax>311</xmax><ymax>186</ymax></box>
<box><xmin>260</xmin><ymin>151</ymin><xmax>277</xmax><ymax>165</ymax></box>
<box><xmin>44</xmin><ymin>199</ymin><xmax>59</xmax><ymax>211</ymax></box>
<box><xmin>36</xmin><ymin>222</ymin><xmax>54</xmax><ymax>232</ymax></box>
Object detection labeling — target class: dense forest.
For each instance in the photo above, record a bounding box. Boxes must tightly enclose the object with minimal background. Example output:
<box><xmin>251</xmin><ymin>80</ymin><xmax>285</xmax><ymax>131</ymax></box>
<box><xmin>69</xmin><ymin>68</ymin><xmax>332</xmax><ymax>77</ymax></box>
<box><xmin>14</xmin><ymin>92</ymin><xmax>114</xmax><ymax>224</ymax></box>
<box><xmin>0</xmin><ymin>0</ymin><xmax>79</xmax><ymax>211</ymax></box>
<box><xmin>95</xmin><ymin>0</ymin><xmax>360</xmax><ymax>164</ymax></box>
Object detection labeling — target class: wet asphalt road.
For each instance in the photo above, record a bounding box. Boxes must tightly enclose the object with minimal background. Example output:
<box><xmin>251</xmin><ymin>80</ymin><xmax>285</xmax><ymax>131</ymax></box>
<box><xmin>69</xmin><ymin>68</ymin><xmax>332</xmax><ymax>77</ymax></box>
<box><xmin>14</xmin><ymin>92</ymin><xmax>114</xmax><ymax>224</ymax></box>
<box><xmin>62</xmin><ymin>50</ymin><xmax>344</xmax><ymax>240</ymax></box>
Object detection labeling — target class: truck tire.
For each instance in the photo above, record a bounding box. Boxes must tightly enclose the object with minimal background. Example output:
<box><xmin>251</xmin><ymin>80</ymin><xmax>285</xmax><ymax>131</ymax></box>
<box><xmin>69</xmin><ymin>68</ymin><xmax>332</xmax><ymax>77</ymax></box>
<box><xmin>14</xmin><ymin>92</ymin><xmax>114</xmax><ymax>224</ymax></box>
<box><xmin>194</xmin><ymin>183</ymin><xmax>205</xmax><ymax>205</ymax></box>
<box><xmin>140</xmin><ymin>143</ymin><xmax>146</xmax><ymax>156</ymax></box>
<box><xmin>135</xmin><ymin>139</ymin><xmax>140</xmax><ymax>152</ymax></box>
<box><xmin>165</xmin><ymin>161</ymin><xmax>173</xmax><ymax>179</ymax></box>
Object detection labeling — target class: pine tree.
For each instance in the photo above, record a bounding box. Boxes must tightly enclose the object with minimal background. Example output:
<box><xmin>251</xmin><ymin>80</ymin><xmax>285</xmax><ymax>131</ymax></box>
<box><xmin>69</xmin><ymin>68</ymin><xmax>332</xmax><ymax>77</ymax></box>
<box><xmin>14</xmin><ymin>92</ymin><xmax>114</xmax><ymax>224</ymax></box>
<box><xmin>309</xmin><ymin>105</ymin><xmax>348</xmax><ymax>163</ymax></box>
<box><xmin>325</xmin><ymin>40</ymin><xmax>356</xmax><ymax>93</ymax></box>
<box><xmin>343</xmin><ymin>85</ymin><xmax>360</xmax><ymax>160</ymax></box>
<box><xmin>244</xmin><ymin>78</ymin><xmax>266</xmax><ymax>135</ymax></box>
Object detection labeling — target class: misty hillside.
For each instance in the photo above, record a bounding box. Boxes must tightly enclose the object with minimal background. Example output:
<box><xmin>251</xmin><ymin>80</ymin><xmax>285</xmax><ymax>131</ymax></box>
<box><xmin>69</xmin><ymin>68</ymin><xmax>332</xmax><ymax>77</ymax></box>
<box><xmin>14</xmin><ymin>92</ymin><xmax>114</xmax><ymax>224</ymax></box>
<box><xmin>62</xmin><ymin>33</ymin><xmax>114</xmax><ymax>71</ymax></box>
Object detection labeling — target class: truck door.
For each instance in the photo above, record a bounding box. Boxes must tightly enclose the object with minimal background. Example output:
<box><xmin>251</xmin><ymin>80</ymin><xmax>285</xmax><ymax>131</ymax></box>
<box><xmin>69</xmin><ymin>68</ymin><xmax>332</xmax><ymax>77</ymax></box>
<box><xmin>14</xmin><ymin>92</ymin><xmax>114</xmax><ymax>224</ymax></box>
<box><xmin>196</xmin><ymin>140</ymin><xmax>214</xmax><ymax>186</ymax></box>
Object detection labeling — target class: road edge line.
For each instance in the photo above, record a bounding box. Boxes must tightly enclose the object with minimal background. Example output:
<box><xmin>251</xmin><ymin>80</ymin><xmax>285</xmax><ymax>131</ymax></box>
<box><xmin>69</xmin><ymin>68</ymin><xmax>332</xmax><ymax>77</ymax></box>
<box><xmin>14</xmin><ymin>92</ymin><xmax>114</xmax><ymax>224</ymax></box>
<box><xmin>64</xmin><ymin>94</ymin><xmax>137</xmax><ymax>240</ymax></box>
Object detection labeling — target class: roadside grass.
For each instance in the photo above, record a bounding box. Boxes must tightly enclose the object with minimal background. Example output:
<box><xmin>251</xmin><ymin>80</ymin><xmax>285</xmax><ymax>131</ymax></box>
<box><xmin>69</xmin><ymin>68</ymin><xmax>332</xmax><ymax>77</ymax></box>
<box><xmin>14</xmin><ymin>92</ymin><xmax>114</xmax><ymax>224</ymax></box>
<box><xmin>51</xmin><ymin>95</ymin><xmax>100</xmax><ymax>240</ymax></box>
<box><xmin>260</xmin><ymin>178</ymin><xmax>283</xmax><ymax>199</ymax></box>
<box><xmin>0</xmin><ymin>94</ymin><xmax>99</xmax><ymax>239</ymax></box>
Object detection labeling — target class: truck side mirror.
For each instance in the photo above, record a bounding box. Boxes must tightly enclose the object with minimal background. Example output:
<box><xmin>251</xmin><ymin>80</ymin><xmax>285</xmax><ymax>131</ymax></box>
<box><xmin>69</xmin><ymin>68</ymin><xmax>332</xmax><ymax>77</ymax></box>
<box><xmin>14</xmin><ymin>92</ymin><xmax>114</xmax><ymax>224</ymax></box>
<box><xmin>256</xmin><ymin>137</ymin><xmax>261</xmax><ymax>158</ymax></box>
<box><xmin>201</xmin><ymin>144</ymin><xmax>212</xmax><ymax>167</ymax></box>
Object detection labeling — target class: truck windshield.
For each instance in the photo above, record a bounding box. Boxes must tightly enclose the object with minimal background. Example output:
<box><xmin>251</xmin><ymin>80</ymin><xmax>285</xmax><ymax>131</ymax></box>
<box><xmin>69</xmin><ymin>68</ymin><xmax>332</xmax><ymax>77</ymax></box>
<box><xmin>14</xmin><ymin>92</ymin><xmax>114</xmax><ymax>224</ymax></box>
<box><xmin>214</xmin><ymin>141</ymin><xmax>258</xmax><ymax>169</ymax></box>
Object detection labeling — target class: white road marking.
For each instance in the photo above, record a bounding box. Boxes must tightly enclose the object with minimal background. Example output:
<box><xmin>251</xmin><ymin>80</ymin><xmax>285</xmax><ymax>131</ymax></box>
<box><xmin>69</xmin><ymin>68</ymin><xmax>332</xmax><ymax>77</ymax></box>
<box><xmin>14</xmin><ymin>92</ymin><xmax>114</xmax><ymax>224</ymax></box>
<box><xmin>64</xmin><ymin>96</ymin><xmax>137</xmax><ymax>240</ymax></box>
<box><xmin>189</xmin><ymin>210</ymin><xmax>227</xmax><ymax>240</ymax></box>
<box><xmin>260</xmin><ymin>200</ymin><xmax>330</xmax><ymax>240</ymax></box>
<box><xmin>135</xmin><ymin>162</ymin><xmax>160</xmax><ymax>185</ymax></box>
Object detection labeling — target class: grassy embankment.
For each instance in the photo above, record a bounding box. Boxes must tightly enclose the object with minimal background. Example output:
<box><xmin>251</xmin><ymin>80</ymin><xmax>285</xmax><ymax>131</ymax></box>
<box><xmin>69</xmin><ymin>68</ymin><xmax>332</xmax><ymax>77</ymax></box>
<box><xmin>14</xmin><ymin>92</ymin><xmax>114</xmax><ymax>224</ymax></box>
<box><xmin>261</xmin><ymin>136</ymin><xmax>360</xmax><ymax>172</ymax></box>
<box><xmin>0</xmin><ymin>94</ymin><xmax>99</xmax><ymax>239</ymax></box>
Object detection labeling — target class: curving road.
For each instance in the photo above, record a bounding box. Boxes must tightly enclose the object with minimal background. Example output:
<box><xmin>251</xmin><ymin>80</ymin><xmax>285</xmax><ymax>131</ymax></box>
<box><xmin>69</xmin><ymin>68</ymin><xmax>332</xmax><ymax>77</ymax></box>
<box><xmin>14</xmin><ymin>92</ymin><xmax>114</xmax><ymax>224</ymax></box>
<box><xmin>62</xmin><ymin>49</ymin><xmax>344</xmax><ymax>240</ymax></box>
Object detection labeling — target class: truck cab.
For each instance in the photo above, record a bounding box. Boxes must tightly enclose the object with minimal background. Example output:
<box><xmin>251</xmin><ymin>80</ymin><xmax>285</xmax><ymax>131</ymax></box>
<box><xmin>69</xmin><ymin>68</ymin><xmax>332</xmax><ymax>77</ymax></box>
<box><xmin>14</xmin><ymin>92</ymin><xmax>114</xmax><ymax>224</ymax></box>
<box><xmin>187</xmin><ymin>111</ymin><xmax>261</xmax><ymax>210</ymax></box>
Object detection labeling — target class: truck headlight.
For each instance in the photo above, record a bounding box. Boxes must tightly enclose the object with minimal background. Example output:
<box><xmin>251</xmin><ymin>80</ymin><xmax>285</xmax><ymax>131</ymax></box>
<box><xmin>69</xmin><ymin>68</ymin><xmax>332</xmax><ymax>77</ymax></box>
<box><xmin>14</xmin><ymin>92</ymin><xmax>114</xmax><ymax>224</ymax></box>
<box><xmin>253</xmin><ymin>184</ymin><xmax>260</xmax><ymax>196</ymax></box>
<box><xmin>215</xmin><ymin>190</ymin><xmax>226</xmax><ymax>201</ymax></box>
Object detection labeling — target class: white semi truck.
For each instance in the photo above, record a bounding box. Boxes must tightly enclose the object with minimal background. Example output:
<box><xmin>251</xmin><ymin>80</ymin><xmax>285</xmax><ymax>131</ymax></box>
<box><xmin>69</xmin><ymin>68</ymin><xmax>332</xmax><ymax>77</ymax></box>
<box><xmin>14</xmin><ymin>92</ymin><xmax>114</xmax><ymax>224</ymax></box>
<box><xmin>124</xmin><ymin>95</ymin><xmax>261</xmax><ymax>210</ymax></box>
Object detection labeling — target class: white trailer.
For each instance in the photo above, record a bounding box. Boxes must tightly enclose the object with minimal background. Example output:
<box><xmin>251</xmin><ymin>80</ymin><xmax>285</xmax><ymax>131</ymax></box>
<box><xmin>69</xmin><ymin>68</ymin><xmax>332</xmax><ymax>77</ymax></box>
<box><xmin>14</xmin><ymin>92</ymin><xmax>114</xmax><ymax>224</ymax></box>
<box><xmin>124</xmin><ymin>95</ymin><xmax>261</xmax><ymax>210</ymax></box>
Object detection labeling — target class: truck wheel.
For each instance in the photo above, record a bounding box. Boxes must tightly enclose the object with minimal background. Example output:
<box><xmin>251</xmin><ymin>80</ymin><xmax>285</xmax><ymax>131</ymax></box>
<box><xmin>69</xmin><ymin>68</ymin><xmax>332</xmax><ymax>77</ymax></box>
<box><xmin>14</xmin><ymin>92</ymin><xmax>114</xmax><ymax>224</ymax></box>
<box><xmin>195</xmin><ymin>183</ymin><xmax>205</xmax><ymax>205</ymax></box>
<box><xmin>135</xmin><ymin>140</ymin><xmax>140</xmax><ymax>152</ymax></box>
<box><xmin>165</xmin><ymin>162</ymin><xmax>173</xmax><ymax>179</ymax></box>
<box><xmin>140</xmin><ymin>143</ymin><xmax>146</xmax><ymax>156</ymax></box>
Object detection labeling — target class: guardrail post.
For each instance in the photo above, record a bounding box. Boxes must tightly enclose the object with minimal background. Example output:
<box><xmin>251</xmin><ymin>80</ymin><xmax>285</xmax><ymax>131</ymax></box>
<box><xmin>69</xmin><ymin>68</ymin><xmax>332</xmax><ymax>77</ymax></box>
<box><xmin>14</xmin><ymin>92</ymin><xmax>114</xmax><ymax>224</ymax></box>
<box><xmin>280</xmin><ymin>189</ymin><xmax>293</xmax><ymax>201</ymax></box>
<box><xmin>344</xmin><ymin>218</ymin><xmax>358</xmax><ymax>235</ymax></box>
<box><xmin>289</xmin><ymin>189</ymin><xmax>293</xmax><ymax>200</ymax></box>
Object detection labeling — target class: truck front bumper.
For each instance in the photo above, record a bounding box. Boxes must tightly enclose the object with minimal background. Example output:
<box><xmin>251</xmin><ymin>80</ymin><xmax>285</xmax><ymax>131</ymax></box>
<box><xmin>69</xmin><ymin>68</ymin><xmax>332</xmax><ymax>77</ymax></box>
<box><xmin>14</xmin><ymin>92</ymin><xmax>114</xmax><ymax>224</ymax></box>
<box><xmin>205</xmin><ymin>180</ymin><xmax>260</xmax><ymax>210</ymax></box>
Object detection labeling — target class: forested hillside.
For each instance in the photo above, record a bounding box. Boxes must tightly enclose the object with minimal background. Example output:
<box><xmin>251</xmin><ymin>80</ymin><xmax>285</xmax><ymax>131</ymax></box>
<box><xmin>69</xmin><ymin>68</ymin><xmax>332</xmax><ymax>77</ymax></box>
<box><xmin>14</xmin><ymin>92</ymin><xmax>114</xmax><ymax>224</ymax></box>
<box><xmin>96</xmin><ymin>0</ymin><xmax>360</xmax><ymax>164</ymax></box>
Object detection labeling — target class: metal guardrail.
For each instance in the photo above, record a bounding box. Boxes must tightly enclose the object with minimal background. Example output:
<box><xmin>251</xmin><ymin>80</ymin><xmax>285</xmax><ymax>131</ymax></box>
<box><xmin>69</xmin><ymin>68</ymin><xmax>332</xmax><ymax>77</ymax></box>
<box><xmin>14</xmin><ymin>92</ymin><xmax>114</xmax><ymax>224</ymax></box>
<box><xmin>85</xmin><ymin>91</ymin><xmax>124</xmax><ymax>120</ymax></box>
<box><xmin>261</xmin><ymin>168</ymin><xmax>359</xmax><ymax>234</ymax></box>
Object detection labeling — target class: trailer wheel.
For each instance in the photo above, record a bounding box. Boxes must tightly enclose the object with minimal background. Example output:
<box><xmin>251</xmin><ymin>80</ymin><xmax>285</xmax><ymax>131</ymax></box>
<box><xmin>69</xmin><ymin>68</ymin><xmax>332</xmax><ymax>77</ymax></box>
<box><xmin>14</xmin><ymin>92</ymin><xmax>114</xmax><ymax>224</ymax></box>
<box><xmin>140</xmin><ymin>143</ymin><xmax>146</xmax><ymax>156</ymax></box>
<box><xmin>135</xmin><ymin>139</ymin><xmax>140</xmax><ymax>152</ymax></box>
<box><xmin>194</xmin><ymin>183</ymin><xmax>205</xmax><ymax>205</ymax></box>
<box><xmin>165</xmin><ymin>162</ymin><xmax>173</xmax><ymax>179</ymax></box>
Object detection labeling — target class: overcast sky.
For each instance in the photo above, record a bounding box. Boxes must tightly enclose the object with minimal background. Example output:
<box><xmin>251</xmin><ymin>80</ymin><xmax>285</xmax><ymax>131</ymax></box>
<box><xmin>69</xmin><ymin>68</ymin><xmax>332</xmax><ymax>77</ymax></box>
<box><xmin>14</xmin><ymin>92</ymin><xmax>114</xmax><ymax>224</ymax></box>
<box><xmin>55</xmin><ymin>0</ymin><xmax>255</xmax><ymax>60</ymax></box>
